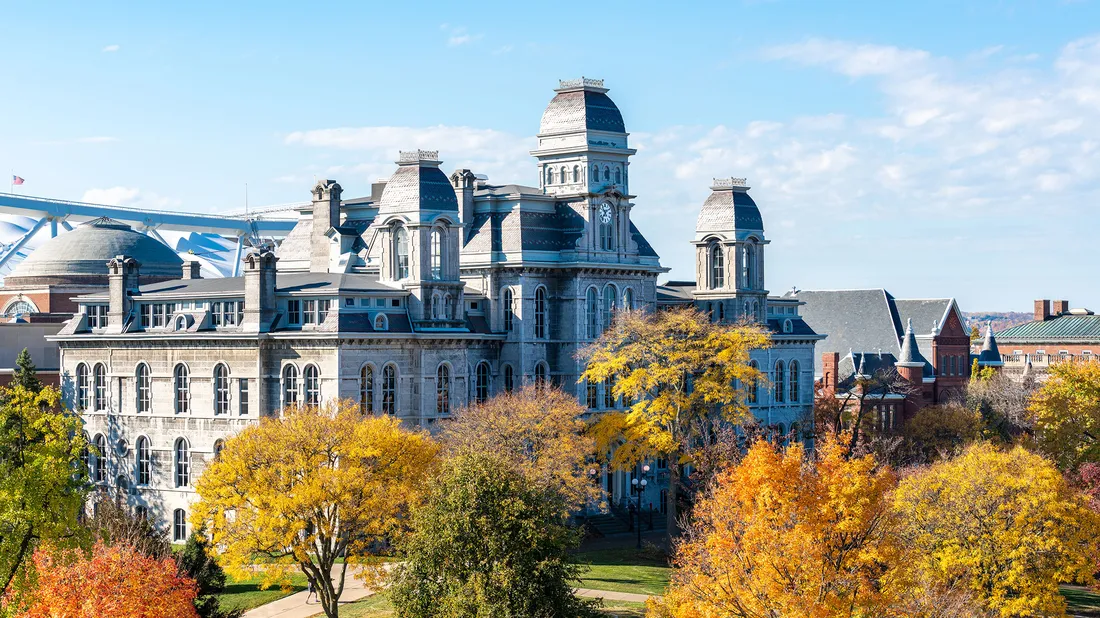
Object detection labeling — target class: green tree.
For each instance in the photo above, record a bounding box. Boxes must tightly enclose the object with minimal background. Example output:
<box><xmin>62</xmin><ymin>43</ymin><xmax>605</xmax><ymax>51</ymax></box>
<box><xmin>177</xmin><ymin>532</ymin><xmax>242</xmax><ymax>618</ymax></box>
<box><xmin>0</xmin><ymin>384</ymin><xmax>88</xmax><ymax>596</ymax></box>
<box><xmin>1030</xmin><ymin>361</ymin><xmax>1100</xmax><ymax>470</ymax></box>
<box><xmin>11</xmin><ymin>349</ymin><xmax>42</xmax><ymax>394</ymax></box>
<box><xmin>390</xmin><ymin>453</ymin><xmax>599</xmax><ymax>618</ymax></box>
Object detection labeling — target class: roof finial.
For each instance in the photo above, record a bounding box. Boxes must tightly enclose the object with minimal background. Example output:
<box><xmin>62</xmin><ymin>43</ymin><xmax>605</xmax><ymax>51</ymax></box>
<box><xmin>906</xmin><ymin>317</ymin><xmax>913</xmax><ymax>333</ymax></box>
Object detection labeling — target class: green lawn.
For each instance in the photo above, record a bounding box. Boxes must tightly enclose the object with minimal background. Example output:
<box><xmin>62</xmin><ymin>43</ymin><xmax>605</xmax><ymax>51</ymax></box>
<box><xmin>1064</xmin><ymin>585</ymin><xmax>1100</xmax><ymax>617</ymax></box>
<box><xmin>217</xmin><ymin>572</ymin><xmax>309</xmax><ymax>614</ymax></box>
<box><xmin>574</xmin><ymin>547</ymin><xmax>672</xmax><ymax>597</ymax></box>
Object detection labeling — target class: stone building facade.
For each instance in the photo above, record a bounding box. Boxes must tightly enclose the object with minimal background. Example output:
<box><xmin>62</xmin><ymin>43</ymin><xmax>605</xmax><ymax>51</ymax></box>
<box><xmin>54</xmin><ymin>79</ymin><xmax>819</xmax><ymax>537</ymax></box>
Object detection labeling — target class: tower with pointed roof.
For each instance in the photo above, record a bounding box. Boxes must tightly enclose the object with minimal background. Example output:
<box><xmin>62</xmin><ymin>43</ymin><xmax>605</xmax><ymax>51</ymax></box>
<box><xmin>976</xmin><ymin>322</ymin><xmax>1004</xmax><ymax>369</ymax></box>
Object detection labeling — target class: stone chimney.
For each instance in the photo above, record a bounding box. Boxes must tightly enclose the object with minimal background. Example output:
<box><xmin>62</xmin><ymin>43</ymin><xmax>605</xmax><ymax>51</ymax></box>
<box><xmin>821</xmin><ymin>352</ymin><xmax>840</xmax><ymax>395</ymax></box>
<box><xmin>182</xmin><ymin>260</ymin><xmax>202</xmax><ymax>280</ymax></box>
<box><xmin>310</xmin><ymin>180</ymin><xmax>342</xmax><ymax>273</ymax></box>
<box><xmin>242</xmin><ymin>250</ymin><xmax>278</xmax><ymax>332</ymax></box>
<box><xmin>451</xmin><ymin>169</ymin><xmax>476</xmax><ymax>240</ymax></box>
<box><xmin>106</xmin><ymin>255</ymin><xmax>140</xmax><ymax>334</ymax></box>
<box><xmin>1052</xmin><ymin>299</ymin><xmax>1069</xmax><ymax>316</ymax></box>
<box><xmin>1034</xmin><ymin>299</ymin><xmax>1051</xmax><ymax>322</ymax></box>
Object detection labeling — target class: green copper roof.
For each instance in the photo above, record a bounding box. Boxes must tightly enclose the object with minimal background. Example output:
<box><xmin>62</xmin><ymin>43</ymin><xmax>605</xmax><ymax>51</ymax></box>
<box><xmin>996</xmin><ymin>315</ymin><xmax>1100</xmax><ymax>341</ymax></box>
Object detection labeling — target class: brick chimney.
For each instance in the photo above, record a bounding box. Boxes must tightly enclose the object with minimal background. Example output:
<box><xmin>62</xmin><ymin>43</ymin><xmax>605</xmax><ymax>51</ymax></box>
<box><xmin>1052</xmin><ymin>299</ymin><xmax>1070</xmax><ymax>316</ymax></box>
<box><xmin>451</xmin><ymin>169</ymin><xmax>476</xmax><ymax>241</ymax></box>
<box><xmin>1034</xmin><ymin>299</ymin><xmax>1051</xmax><ymax>322</ymax></box>
<box><xmin>242</xmin><ymin>250</ymin><xmax>278</xmax><ymax>332</ymax></box>
<box><xmin>821</xmin><ymin>352</ymin><xmax>840</xmax><ymax>395</ymax></box>
<box><xmin>106</xmin><ymin>255</ymin><xmax>140</xmax><ymax>334</ymax></box>
<box><xmin>182</xmin><ymin>261</ymin><xmax>202</xmax><ymax>280</ymax></box>
<box><xmin>310</xmin><ymin>180</ymin><xmax>342</xmax><ymax>273</ymax></box>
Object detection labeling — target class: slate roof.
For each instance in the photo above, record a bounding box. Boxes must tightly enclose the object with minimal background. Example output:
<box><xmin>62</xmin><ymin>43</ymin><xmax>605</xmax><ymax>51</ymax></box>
<box><xmin>977</xmin><ymin>323</ymin><xmax>1003</xmax><ymax>365</ymax></box>
<box><xmin>995</xmin><ymin>315</ymin><xmax>1100</xmax><ymax>341</ymax></box>
<box><xmin>697</xmin><ymin>188</ymin><xmax>764</xmax><ymax>235</ymax></box>
<box><xmin>656</xmin><ymin>281</ymin><xmax>695</xmax><ymax>304</ymax></box>
<box><xmin>539</xmin><ymin>90</ymin><xmax>626</xmax><ymax>135</ymax></box>
<box><xmin>378</xmin><ymin>162</ymin><xmax>458</xmax><ymax>215</ymax></box>
<box><xmin>76</xmin><ymin>272</ymin><xmax>405</xmax><ymax>300</ymax></box>
<box><xmin>793</xmin><ymin>289</ymin><xmax>904</xmax><ymax>374</ymax></box>
<box><xmin>474</xmin><ymin>184</ymin><xmax>544</xmax><ymax>198</ymax></box>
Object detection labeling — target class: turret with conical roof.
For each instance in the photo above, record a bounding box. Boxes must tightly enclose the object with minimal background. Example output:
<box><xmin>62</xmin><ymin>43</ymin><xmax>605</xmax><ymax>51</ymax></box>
<box><xmin>977</xmin><ymin>322</ymin><xmax>1004</xmax><ymax>367</ymax></box>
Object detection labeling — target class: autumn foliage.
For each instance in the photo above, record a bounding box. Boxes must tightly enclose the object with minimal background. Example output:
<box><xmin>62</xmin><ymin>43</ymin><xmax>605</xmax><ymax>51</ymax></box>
<box><xmin>18</xmin><ymin>540</ymin><xmax>198</xmax><ymax>618</ymax></box>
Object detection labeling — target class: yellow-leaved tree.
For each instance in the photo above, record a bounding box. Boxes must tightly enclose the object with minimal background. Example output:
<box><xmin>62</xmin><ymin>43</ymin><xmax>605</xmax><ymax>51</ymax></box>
<box><xmin>581</xmin><ymin>306</ymin><xmax>769</xmax><ymax>534</ymax></box>
<box><xmin>894</xmin><ymin>442</ymin><xmax>1100</xmax><ymax>617</ymax></box>
<box><xmin>1030</xmin><ymin>361</ymin><xmax>1100</xmax><ymax>470</ymax></box>
<box><xmin>654</xmin><ymin>434</ymin><xmax>904</xmax><ymax>618</ymax></box>
<box><xmin>192</xmin><ymin>401</ymin><xmax>438</xmax><ymax>618</ymax></box>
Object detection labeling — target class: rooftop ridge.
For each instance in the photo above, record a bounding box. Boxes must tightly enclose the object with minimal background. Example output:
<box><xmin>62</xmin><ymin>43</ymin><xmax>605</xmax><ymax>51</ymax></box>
<box><xmin>397</xmin><ymin>150</ymin><xmax>440</xmax><ymax>164</ymax></box>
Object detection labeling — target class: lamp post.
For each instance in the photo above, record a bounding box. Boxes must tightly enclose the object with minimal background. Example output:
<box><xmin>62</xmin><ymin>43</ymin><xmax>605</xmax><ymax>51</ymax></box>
<box><xmin>586</xmin><ymin>466</ymin><xmax>599</xmax><ymax>518</ymax></box>
<box><xmin>630</xmin><ymin>464</ymin><xmax>652</xmax><ymax>550</ymax></box>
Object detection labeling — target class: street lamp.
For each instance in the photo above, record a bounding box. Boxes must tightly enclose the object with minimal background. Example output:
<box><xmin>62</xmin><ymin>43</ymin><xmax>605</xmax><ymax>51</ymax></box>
<box><xmin>630</xmin><ymin>464</ymin><xmax>652</xmax><ymax>550</ymax></box>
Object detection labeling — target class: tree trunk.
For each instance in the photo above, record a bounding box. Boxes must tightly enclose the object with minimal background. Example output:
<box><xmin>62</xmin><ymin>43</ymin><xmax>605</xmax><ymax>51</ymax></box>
<box><xmin>667</xmin><ymin>460</ymin><xmax>680</xmax><ymax>537</ymax></box>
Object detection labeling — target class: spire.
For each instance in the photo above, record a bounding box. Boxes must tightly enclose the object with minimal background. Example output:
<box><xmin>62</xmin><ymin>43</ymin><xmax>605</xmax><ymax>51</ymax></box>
<box><xmin>977</xmin><ymin>321</ymin><xmax>1004</xmax><ymax>367</ymax></box>
<box><xmin>856</xmin><ymin>353</ymin><xmax>866</xmax><ymax>377</ymax></box>
<box><xmin>897</xmin><ymin>318</ymin><xmax>929</xmax><ymax>368</ymax></box>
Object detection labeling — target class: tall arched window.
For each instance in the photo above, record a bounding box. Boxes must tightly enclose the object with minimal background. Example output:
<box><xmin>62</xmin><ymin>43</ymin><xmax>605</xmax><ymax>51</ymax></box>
<box><xmin>789</xmin><ymin>360</ymin><xmax>800</xmax><ymax>403</ymax></box>
<box><xmin>741</xmin><ymin>242</ymin><xmax>756</xmax><ymax>289</ymax></box>
<box><xmin>603</xmin><ymin>166</ymin><xmax>610</xmax><ymax>181</ymax></box>
<box><xmin>503</xmin><ymin>365</ymin><xmax>514</xmax><ymax>393</ymax></box>
<box><xmin>304</xmin><ymin>365</ymin><xmax>320</xmax><ymax>405</ymax></box>
<box><xmin>174</xmin><ymin>438</ymin><xmax>190</xmax><ymax>488</ymax></box>
<box><xmin>547</xmin><ymin>167</ymin><xmax>555</xmax><ymax>184</ymax></box>
<box><xmin>475</xmin><ymin>362</ymin><xmax>491</xmax><ymax>404</ymax></box>
<box><xmin>174</xmin><ymin>364</ymin><xmax>190</xmax><ymax>414</ymax></box>
<box><xmin>614</xmin><ymin>167</ymin><xmax>622</xmax><ymax>184</ymax></box>
<box><xmin>709</xmin><ymin>242</ymin><xmax>724</xmax><ymax>289</ymax></box>
<box><xmin>213</xmin><ymin>439</ymin><xmax>225</xmax><ymax>460</ymax></box>
<box><xmin>623</xmin><ymin>288</ymin><xmax>634</xmax><ymax>311</ymax></box>
<box><xmin>76</xmin><ymin>363</ymin><xmax>90</xmax><ymax>411</ymax></box>
<box><xmin>381</xmin><ymin>365</ymin><xmax>396</xmax><ymax>414</ymax></box>
<box><xmin>502</xmin><ymin>288</ymin><xmax>514</xmax><ymax>332</ymax></box>
<box><xmin>360</xmin><ymin>365</ymin><xmax>374</xmax><ymax>414</ymax></box>
<box><xmin>443</xmin><ymin>294</ymin><xmax>453</xmax><ymax>320</ymax></box>
<box><xmin>534</xmin><ymin>362</ymin><xmax>548</xmax><ymax>389</ymax></box>
<box><xmin>599</xmin><ymin>210</ymin><xmax>614</xmax><ymax>251</ymax></box>
<box><xmin>591</xmin><ymin>164</ymin><xmax>599</xmax><ymax>182</ymax></box>
<box><xmin>602</xmin><ymin>284</ymin><xmax>618</xmax><ymax>333</ymax></box>
<box><xmin>173</xmin><ymin>509</ymin><xmax>187</xmax><ymax>542</ymax></box>
<box><xmin>534</xmin><ymin>287</ymin><xmax>547</xmax><ymax>339</ymax></box>
<box><xmin>92</xmin><ymin>433</ymin><xmax>106</xmax><ymax>484</ymax></box>
<box><xmin>93</xmin><ymin>363</ymin><xmax>107</xmax><ymax>411</ymax></box>
<box><xmin>213</xmin><ymin>364</ymin><xmax>229</xmax><ymax>415</ymax></box>
<box><xmin>437</xmin><ymin>364</ymin><xmax>450</xmax><ymax>415</ymax></box>
<box><xmin>394</xmin><ymin>226</ymin><xmax>409</xmax><ymax>280</ymax></box>
<box><xmin>136</xmin><ymin>364</ymin><xmax>151</xmax><ymax>413</ymax></box>
<box><xmin>560</xmin><ymin>166</ymin><xmax>567</xmax><ymax>184</ymax></box>
<box><xmin>586</xmin><ymin>288</ymin><xmax>599</xmax><ymax>339</ymax></box>
<box><xmin>282</xmin><ymin>365</ymin><xmax>299</xmax><ymax>407</ymax></box>
<box><xmin>430</xmin><ymin>228</ymin><xmax>443</xmax><ymax>280</ymax></box>
<box><xmin>572</xmin><ymin>165</ymin><xmax>580</xmax><ymax>182</ymax></box>
<box><xmin>774</xmin><ymin>360</ymin><xmax>786</xmax><ymax>403</ymax></box>
<box><xmin>747</xmin><ymin>361</ymin><xmax>759</xmax><ymax>404</ymax></box>
<box><xmin>135</xmin><ymin>436</ymin><xmax>150</xmax><ymax>486</ymax></box>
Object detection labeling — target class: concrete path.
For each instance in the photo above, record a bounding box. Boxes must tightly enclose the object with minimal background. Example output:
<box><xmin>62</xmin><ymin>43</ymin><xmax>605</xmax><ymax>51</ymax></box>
<box><xmin>243</xmin><ymin>566</ymin><xmax>376</xmax><ymax>618</ymax></box>
<box><xmin>575</xmin><ymin>587</ymin><xmax>653</xmax><ymax>603</ymax></box>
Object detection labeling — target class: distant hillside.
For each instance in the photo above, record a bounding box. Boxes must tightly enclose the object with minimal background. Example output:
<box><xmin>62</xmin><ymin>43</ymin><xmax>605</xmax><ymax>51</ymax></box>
<box><xmin>964</xmin><ymin>311</ymin><xmax>1033</xmax><ymax>334</ymax></box>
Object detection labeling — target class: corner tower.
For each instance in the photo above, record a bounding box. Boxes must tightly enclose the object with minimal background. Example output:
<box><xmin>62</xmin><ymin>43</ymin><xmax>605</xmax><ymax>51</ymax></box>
<box><xmin>692</xmin><ymin>178</ymin><xmax>769</xmax><ymax>321</ymax></box>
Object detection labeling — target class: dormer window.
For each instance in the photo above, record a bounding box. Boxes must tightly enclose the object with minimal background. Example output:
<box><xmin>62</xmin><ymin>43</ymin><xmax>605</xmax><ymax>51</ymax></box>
<box><xmin>394</xmin><ymin>225</ymin><xmax>409</xmax><ymax>280</ymax></box>
<box><xmin>86</xmin><ymin>304</ymin><xmax>108</xmax><ymax>329</ymax></box>
<box><xmin>374</xmin><ymin>314</ymin><xmax>389</xmax><ymax>331</ymax></box>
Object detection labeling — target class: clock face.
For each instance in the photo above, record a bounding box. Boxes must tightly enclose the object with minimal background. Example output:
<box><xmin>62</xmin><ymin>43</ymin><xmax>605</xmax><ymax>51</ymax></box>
<box><xmin>599</xmin><ymin>203</ymin><xmax>613</xmax><ymax>224</ymax></box>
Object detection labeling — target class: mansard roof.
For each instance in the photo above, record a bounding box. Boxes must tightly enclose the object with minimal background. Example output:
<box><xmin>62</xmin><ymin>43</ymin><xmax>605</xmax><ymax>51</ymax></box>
<box><xmin>376</xmin><ymin>151</ymin><xmax>459</xmax><ymax>218</ymax></box>
<box><xmin>696</xmin><ymin>179</ymin><xmax>764</xmax><ymax>237</ymax></box>
<box><xmin>539</xmin><ymin>79</ymin><xmax>626</xmax><ymax>135</ymax></box>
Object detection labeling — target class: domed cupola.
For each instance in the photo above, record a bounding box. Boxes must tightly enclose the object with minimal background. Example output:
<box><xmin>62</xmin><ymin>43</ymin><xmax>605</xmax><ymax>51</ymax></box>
<box><xmin>376</xmin><ymin>150</ymin><xmax>459</xmax><ymax>222</ymax></box>
<box><xmin>696</xmin><ymin>178</ymin><xmax>764</xmax><ymax>241</ymax></box>
<box><xmin>539</xmin><ymin>79</ymin><xmax>626</xmax><ymax>136</ymax></box>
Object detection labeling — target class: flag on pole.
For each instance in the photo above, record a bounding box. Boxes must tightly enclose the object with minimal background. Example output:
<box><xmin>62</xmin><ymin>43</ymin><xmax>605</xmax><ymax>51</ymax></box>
<box><xmin>11</xmin><ymin>175</ymin><xmax>24</xmax><ymax>186</ymax></box>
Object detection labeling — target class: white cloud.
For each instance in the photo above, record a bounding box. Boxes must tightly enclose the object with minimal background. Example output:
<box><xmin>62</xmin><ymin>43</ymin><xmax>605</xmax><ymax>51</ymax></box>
<box><xmin>441</xmin><ymin>25</ymin><xmax>482</xmax><ymax>47</ymax></box>
<box><xmin>102</xmin><ymin>44</ymin><xmax>120</xmax><ymax>53</ymax></box>
<box><xmin>82</xmin><ymin>187</ymin><xmax>179</xmax><ymax>210</ymax></box>
<box><xmin>763</xmin><ymin>39</ymin><xmax>930</xmax><ymax>77</ymax></box>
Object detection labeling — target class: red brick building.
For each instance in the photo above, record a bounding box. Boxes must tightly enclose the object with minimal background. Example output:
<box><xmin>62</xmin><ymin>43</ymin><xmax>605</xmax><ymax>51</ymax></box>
<box><xmin>989</xmin><ymin>299</ymin><xmax>1100</xmax><ymax>378</ymax></box>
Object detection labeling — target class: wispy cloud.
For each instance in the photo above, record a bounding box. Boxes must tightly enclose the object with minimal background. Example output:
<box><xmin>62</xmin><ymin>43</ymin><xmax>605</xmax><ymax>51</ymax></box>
<box><xmin>440</xmin><ymin>24</ymin><xmax>482</xmax><ymax>47</ymax></box>
<box><xmin>82</xmin><ymin>186</ymin><xmax>179</xmax><ymax>209</ymax></box>
<box><xmin>102</xmin><ymin>44</ymin><xmax>120</xmax><ymax>53</ymax></box>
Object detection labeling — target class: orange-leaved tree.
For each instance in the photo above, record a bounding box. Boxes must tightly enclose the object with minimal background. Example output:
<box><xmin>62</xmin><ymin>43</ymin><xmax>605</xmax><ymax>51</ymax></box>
<box><xmin>581</xmin><ymin>306</ymin><xmax>769</xmax><ymax>534</ymax></box>
<box><xmin>1029</xmin><ymin>360</ymin><xmax>1100</xmax><ymax>470</ymax></box>
<box><xmin>18</xmin><ymin>540</ymin><xmax>198</xmax><ymax>618</ymax></box>
<box><xmin>654</xmin><ymin>434</ymin><xmax>904</xmax><ymax>618</ymax></box>
<box><xmin>192</xmin><ymin>400</ymin><xmax>438</xmax><ymax>618</ymax></box>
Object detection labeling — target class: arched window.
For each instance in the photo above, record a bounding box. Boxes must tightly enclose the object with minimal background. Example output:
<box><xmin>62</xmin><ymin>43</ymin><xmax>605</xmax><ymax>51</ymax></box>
<box><xmin>92</xmin><ymin>433</ymin><xmax>106</xmax><ymax>484</ymax></box>
<box><xmin>394</xmin><ymin>225</ymin><xmax>409</xmax><ymax>280</ymax></box>
<box><xmin>603</xmin><ymin>166</ymin><xmax>610</xmax><ymax>181</ymax></box>
<box><xmin>431</xmin><ymin>293</ymin><xmax>441</xmax><ymax>319</ymax></box>
<box><xmin>614</xmin><ymin>167</ymin><xmax>622</xmax><ymax>184</ymax></box>
<box><xmin>789</xmin><ymin>360</ymin><xmax>800</xmax><ymax>403</ymax></box>
<box><xmin>374</xmin><ymin>314</ymin><xmax>388</xmax><ymax>331</ymax></box>
<box><xmin>436</xmin><ymin>364</ymin><xmax>450</xmax><ymax>415</ymax></box>
<box><xmin>534</xmin><ymin>362</ymin><xmax>549</xmax><ymax>389</ymax></box>
<box><xmin>592</xmin><ymin>164</ymin><xmax>599</xmax><ymax>182</ymax></box>
<box><xmin>741</xmin><ymin>242</ymin><xmax>756</xmax><ymax>289</ymax></box>
<box><xmin>623</xmin><ymin>288</ymin><xmax>634</xmax><ymax>311</ymax></box>
<box><xmin>304</xmin><ymin>365</ymin><xmax>320</xmax><ymax>406</ymax></box>
<box><xmin>547</xmin><ymin>167</ymin><xmax>555</xmax><ymax>185</ymax></box>
<box><xmin>430</xmin><ymin>228</ymin><xmax>443</xmax><ymax>280</ymax></box>
<box><xmin>790</xmin><ymin>422</ymin><xmax>801</xmax><ymax>443</ymax></box>
<box><xmin>360</xmin><ymin>365</ymin><xmax>374</xmax><ymax>414</ymax></box>
<box><xmin>709</xmin><ymin>242</ymin><xmax>724</xmax><ymax>289</ymax></box>
<box><xmin>602</xmin><ymin>284</ymin><xmax>618</xmax><ymax>333</ymax></box>
<box><xmin>475</xmin><ymin>362</ymin><xmax>491</xmax><ymax>404</ymax></box>
<box><xmin>599</xmin><ymin>209</ymin><xmax>614</xmax><ymax>251</ymax></box>
<box><xmin>502</xmin><ymin>288</ymin><xmax>514</xmax><ymax>332</ymax></box>
<box><xmin>572</xmin><ymin>165</ymin><xmax>580</xmax><ymax>182</ymax></box>
<box><xmin>534</xmin><ymin>287</ymin><xmax>547</xmax><ymax>339</ymax></box>
<box><xmin>93</xmin><ymin>363</ymin><xmax>107</xmax><ymax>411</ymax></box>
<box><xmin>213</xmin><ymin>439</ymin><xmax>225</xmax><ymax>460</ymax></box>
<box><xmin>173</xmin><ymin>509</ymin><xmax>187</xmax><ymax>542</ymax></box>
<box><xmin>586</xmin><ymin>288</ymin><xmax>599</xmax><ymax>339</ymax></box>
<box><xmin>4</xmin><ymin>300</ymin><xmax>34</xmax><ymax>316</ymax></box>
<box><xmin>443</xmin><ymin>294</ymin><xmax>453</xmax><ymax>320</ymax></box>
<box><xmin>174</xmin><ymin>438</ymin><xmax>190</xmax><ymax>488</ymax></box>
<box><xmin>774</xmin><ymin>360</ymin><xmax>786</xmax><ymax>403</ymax></box>
<box><xmin>747</xmin><ymin>361</ymin><xmax>759</xmax><ymax>404</ymax></box>
<box><xmin>76</xmin><ymin>363</ymin><xmax>90</xmax><ymax>411</ymax></box>
<box><xmin>213</xmin><ymin>364</ymin><xmax>229</xmax><ymax>415</ymax></box>
<box><xmin>381</xmin><ymin>365</ymin><xmax>396</xmax><ymax>414</ymax></box>
<box><xmin>135</xmin><ymin>364</ymin><xmax>151</xmax><ymax>413</ymax></box>
<box><xmin>135</xmin><ymin>436</ymin><xmax>150</xmax><ymax>486</ymax></box>
<box><xmin>282</xmin><ymin>365</ymin><xmax>299</xmax><ymax>407</ymax></box>
<box><xmin>503</xmin><ymin>365</ymin><xmax>514</xmax><ymax>393</ymax></box>
<box><xmin>174</xmin><ymin>364</ymin><xmax>190</xmax><ymax>414</ymax></box>
<box><xmin>783</xmin><ymin>319</ymin><xmax>793</xmax><ymax>333</ymax></box>
<box><xmin>560</xmin><ymin>166</ymin><xmax>567</xmax><ymax>184</ymax></box>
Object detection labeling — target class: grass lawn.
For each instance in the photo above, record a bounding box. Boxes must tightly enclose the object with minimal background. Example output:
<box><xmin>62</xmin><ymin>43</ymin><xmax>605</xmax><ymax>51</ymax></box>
<box><xmin>307</xmin><ymin>593</ymin><xmax>646</xmax><ymax>618</ymax></box>
<box><xmin>574</xmin><ymin>547</ymin><xmax>671</xmax><ymax>597</ymax></box>
<box><xmin>217</xmin><ymin>572</ymin><xmax>309</xmax><ymax>614</ymax></box>
<box><xmin>1064</xmin><ymin>585</ymin><xmax>1100</xmax><ymax>617</ymax></box>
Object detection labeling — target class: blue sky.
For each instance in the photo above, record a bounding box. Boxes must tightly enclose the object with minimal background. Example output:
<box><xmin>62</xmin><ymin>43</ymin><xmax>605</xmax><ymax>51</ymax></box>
<box><xmin>3</xmin><ymin>0</ymin><xmax>1100</xmax><ymax>310</ymax></box>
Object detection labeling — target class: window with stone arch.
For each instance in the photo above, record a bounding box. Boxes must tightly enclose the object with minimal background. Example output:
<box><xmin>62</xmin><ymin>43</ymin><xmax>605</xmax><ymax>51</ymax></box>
<box><xmin>135</xmin><ymin>363</ymin><xmax>151</xmax><ymax>414</ymax></box>
<box><xmin>4</xmin><ymin>299</ymin><xmax>34</xmax><ymax>316</ymax></box>
<box><xmin>502</xmin><ymin>287</ymin><xmax>514</xmax><ymax>332</ymax></box>
<box><xmin>360</xmin><ymin>364</ymin><xmax>374</xmax><ymax>414</ymax></box>
<box><xmin>741</xmin><ymin>241</ymin><xmax>757</xmax><ymax>289</ymax></box>
<box><xmin>475</xmin><ymin>362</ymin><xmax>491</xmax><ymax>404</ymax></box>
<box><xmin>381</xmin><ymin>364</ymin><xmax>397</xmax><ymax>414</ymax></box>
<box><xmin>599</xmin><ymin>205</ymin><xmax>615</xmax><ymax>251</ymax></box>
<box><xmin>430</xmin><ymin>227</ymin><xmax>443</xmax><ymax>280</ymax></box>
<box><xmin>92</xmin><ymin>433</ymin><xmax>106</xmax><ymax>484</ymax></box>
<box><xmin>560</xmin><ymin>166</ymin><xmax>567</xmax><ymax>184</ymax></box>
<box><xmin>213</xmin><ymin>363</ymin><xmax>230</xmax><ymax>415</ymax></box>
<box><xmin>591</xmin><ymin>163</ymin><xmax>599</xmax><ymax>182</ymax></box>
<box><xmin>502</xmin><ymin>364</ymin><xmax>515</xmax><ymax>393</ymax></box>
<box><xmin>603</xmin><ymin>166</ymin><xmax>610</xmax><ymax>181</ymax></box>
<box><xmin>174</xmin><ymin>364</ymin><xmax>190</xmax><ymax>414</ymax></box>
<box><xmin>534</xmin><ymin>287</ymin><xmax>548</xmax><ymax>339</ymax></box>
<box><xmin>174</xmin><ymin>437</ymin><xmax>190</xmax><ymax>488</ymax></box>
<box><xmin>709</xmin><ymin>241</ymin><xmax>724</xmax><ymax>289</ymax></box>
<box><xmin>622</xmin><ymin>287</ymin><xmax>634</xmax><ymax>311</ymax></box>
<box><xmin>436</xmin><ymin>364</ymin><xmax>450</xmax><ymax>415</ymax></box>
<box><xmin>135</xmin><ymin>436</ymin><xmax>150</xmax><ymax>486</ymax></box>
<box><xmin>76</xmin><ymin>363</ymin><xmax>90</xmax><ymax>411</ymax></box>
<box><xmin>303</xmin><ymin>365</ymin><xmax>320</xmax><ymax>406</ymax></box>
<box><xmin>282</xmin><ymin>364</ymin><xmax>299</xmax><ymax>407</ymax></box>
<box><xmin>602</xmin><ymin>283</ymin><xmax>618</xmax><ymax>333</ymax></box>
<box><xmin>443</xmin><ymin>293</ymin><xmax>453</xmax><ymax>320</ymax></box>
<box><xmin>774</xmin><ymin>360</ymin><xmax>786</xmax><ymax>403</ymax></box>
<box><xmin>93</xmin><ymin>363</ymin><xmax>107</xmax><ymax>411</ymax></box>
<box><xmin>546</xmin><ymin>167</ymin><xmax>555</xmax><ymax>185</ymax></box>
<box><xmin>393</xmin><ymin>224</ymin><xmax>409</xmax><ymax>280</ymax></box>
<box><xmin>213</xmin><ymin>439</ymin><xmax>225</xmax><ymax>460</ymax></box>
<box><xmin>747</xmin><ymin>360</ymin><xmax>759</xmax><ymax>404</ymax></box>
<box><xmin>789</xmin><ymin>360</ymin><xmax>800</xmax><ymax>403</ymax></box>
<box><xmin>534</xmin><ymin>361</ymin><xmax>549</xmax><ymax>390</ymax></box>
<box><xmin>572</xmin><ymin>165</ymin><xmax>580</xmax><ymax>182</ymax></box>
<box><xmin>614</xmin><ymin>166</ymin><xmax>622</xmax><ymax>184</ymax></box>
<box><xmin>431</xmin><ymin>293</ymin><xmax>441</xmax><ymax>320</ymax></box>
<box><xmin>585</xmin><ymin>287</ymin><xmax>599</xmax><ymax>339</ymax></box>
<box><xmin>173</xmin><ymin>509</ymin><xmax>187</xmax><ymax>542</ymax></box>
<box><xmin>374</xmin><ymin>313</ymin><xmax>388</xmax><ymax>331</ymax></box>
